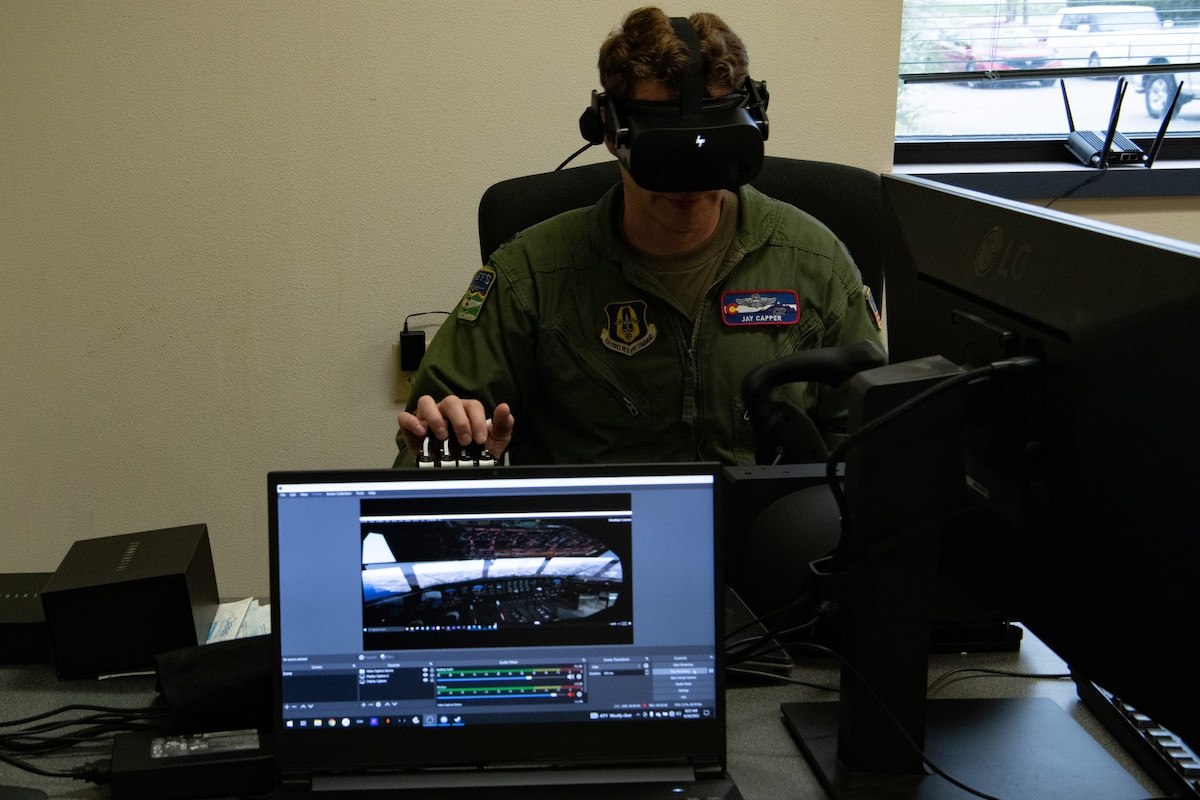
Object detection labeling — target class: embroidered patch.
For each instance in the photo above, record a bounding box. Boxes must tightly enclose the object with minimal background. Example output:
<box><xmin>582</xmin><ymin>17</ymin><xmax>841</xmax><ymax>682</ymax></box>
<box><xmin>864</xmin><ymin>286</ymin><xmax>883</xmax><ymax>331</ymax></box>
<box><xmin>456</xmin><ymin>267</ymin><xmax>496</xmax><ymax>323</ymax></box>
<box><xmin>600</xmin><ymin>300</ymin><xmax>658</xmax><ymax>356</ymax></box>
<box><xmin>720</xmin><ymin>291</ymin><xmax>800</xmax><ymax>326</ymax></box>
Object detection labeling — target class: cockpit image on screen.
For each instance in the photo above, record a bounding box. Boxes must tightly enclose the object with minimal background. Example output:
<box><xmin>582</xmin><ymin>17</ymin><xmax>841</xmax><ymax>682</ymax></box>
<box><xmin>360</xmin><ymin>496</ymin><xmax>633</xmax><ymax>650</ymax></box>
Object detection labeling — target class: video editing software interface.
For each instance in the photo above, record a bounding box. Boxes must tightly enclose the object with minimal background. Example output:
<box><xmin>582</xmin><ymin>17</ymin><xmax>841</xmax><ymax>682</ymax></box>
<box><xmin>274</xmin><ymin>471</ymin><xmax>718</xmax><ymax>733</ymax></box>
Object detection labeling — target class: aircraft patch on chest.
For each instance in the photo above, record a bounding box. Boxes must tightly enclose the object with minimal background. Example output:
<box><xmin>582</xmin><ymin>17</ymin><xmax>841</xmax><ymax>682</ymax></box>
<box><xmin>720</xmin><ymin>290</ymin><xmax>800</xmax><ymax>326</ymax></box>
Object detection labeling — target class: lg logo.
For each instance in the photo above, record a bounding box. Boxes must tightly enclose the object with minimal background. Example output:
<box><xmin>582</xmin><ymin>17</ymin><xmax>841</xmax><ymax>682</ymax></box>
<box><xmin>976</xmin><ymin>226</ymin><xmax>1031</xmax><ymax>281</ymax></box>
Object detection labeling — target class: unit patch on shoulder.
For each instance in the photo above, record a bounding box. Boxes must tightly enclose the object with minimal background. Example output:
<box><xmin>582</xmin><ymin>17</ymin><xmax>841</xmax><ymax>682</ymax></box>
<box><xmin>600</xmin><ymin>300</ymin><xmax>658</xmax><ymax>356</ymax></box>
<box><xmin>457</xmin><ymin>267</ymin><xmax>496</xmax><ymax>323</ymax></box>
<box><xmin>720</xmin><ymin>290</ymin><xmax>800</xmax><ymax>326</ymax></box>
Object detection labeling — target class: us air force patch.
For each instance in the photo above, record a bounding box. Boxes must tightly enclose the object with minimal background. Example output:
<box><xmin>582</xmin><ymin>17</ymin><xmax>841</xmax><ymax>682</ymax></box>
<box><xmin>457</xmin><ymin>267</ymin><xmax>496</xmax><ymax>323</ymax></box>
<box><xmin>601</xmin><ymin>300</ymin><xmax>657</xmax><ymax>356</ymax></box>
<box><xmin>720</xmin><ymin>290</ymin><xmax>800</xmax><ymax>326</ymax></box>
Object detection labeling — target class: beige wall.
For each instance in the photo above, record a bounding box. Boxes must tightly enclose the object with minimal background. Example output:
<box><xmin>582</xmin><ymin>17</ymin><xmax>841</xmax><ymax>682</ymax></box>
<box><xmin>1054</xmin><ymin>194</ymin><xmax>1200</xmax><ymax>239</ymax></box>
<box><xmin>2</xmin><ymin>1</ymin><xmax>1195</xmax><ymax>596</ymax></box>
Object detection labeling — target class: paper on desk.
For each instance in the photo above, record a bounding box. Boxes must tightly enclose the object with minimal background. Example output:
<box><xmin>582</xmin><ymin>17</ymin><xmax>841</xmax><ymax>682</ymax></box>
<box><xmin>240</xmin><ymin>598</ymin><xmax>271</xmax><ymax>637</ymax></box>
<box><xmin>207</xmin><ymin>597</ymin><xmax>272</xmax><ymax>643</ymax></box>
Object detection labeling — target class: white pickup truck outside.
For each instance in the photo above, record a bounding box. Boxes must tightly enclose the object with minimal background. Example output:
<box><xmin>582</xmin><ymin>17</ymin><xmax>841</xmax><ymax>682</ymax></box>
<box><xmin>1047</xmin><ymin>5</ymin><xmax>1171</xmax><ymax>67</ymax></box>
<box><xmin>1046</xmin><ymin>5</ymin><xmax>1198</xmax><ymax>118</ymax></box>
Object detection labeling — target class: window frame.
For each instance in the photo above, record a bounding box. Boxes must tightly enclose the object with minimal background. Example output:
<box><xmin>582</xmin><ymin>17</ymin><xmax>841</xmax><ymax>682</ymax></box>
<box><xmin>893</xmin><ymin>4</ymin><xmax>1200</xmax><ymax>198</ymax></box>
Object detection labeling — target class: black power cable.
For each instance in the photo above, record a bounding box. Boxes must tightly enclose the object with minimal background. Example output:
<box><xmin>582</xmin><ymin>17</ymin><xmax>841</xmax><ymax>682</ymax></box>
<box><xmin>0</xmin><ymin>702</ymin><xmax>166</xmax><ymax>787</ymax></box>
<box><xmin>725</xmin><ymin>354</ymin><xmax>1054</xmax><ymax>800</ymax></box>
<box><xmin>824</xmin><ymin>355</ymin><xmax>1041</xmax><ymax>566</ymax></box>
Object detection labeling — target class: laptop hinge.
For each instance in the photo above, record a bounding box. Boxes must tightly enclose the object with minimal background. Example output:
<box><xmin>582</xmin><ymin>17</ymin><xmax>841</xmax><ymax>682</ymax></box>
<box><xmin>312</xmin><ymin>765</ymin><xmax>697</xmax><ymax>792</ymax></box>
<box><xmin>281</xmin><ymin>773</ymin><xmax>313</xmax><ymax>792</ymax></box>
<box><xmin>692</xmin><ymin>761</ymin><xmax>726</xmax><ymax>781</ymax></box>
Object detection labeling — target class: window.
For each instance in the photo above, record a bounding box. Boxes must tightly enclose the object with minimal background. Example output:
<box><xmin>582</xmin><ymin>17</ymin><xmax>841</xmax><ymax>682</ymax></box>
<box><xmin>895</xmin><ymin>0</ymin><xmax>1200</xmax><ymax>179</ymax></box>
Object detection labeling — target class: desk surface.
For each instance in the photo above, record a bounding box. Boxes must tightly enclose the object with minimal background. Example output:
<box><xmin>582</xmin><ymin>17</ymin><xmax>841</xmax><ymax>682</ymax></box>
<box><xmin>1</xmin><ymin>629</ymin><xmax>1161</xmax><ymax>800</ymax></box>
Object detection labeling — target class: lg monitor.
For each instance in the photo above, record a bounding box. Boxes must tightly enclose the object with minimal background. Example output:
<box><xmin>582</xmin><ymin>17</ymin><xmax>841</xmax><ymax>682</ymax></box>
<box><xmin>785</xmin><ymin>173</ymin><xmax>1200</xmax><ymax>799</ymax></box>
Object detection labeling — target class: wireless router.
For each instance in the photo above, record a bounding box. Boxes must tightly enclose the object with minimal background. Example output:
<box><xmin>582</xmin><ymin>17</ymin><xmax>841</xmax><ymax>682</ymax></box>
<box><xmin>1061</xmin><ymin>77</ymin><xmax>1183</xmax><ymax>169</ymax></box>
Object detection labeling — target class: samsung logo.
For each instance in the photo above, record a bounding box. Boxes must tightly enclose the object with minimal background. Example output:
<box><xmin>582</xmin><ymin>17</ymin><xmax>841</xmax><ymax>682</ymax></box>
<box><xmin>975</xmin><ymin>226</ymin><xmax>1031</xmax><ymax>281</ymax></box>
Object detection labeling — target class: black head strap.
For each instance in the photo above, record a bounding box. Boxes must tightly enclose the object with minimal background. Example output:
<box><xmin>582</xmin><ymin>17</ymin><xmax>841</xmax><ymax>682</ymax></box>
<box><xmin>670</xmin><ymin>17</ymin><xmax>705</xmax><ymax>116</ymax></box>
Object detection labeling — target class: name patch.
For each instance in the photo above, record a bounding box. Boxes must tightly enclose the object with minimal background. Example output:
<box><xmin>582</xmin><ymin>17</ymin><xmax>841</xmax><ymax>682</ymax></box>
<box><xmin>720</xmin><ymin>290</ymin><xmax>800</xmax><ymax>326</ymax></box>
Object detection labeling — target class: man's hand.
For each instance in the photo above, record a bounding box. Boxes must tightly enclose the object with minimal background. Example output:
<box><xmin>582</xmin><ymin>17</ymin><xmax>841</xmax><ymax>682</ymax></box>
<box><xmin>398</xmin><ymin>395</ymin><xmax>515</xmax><ymax>461</ymax></box>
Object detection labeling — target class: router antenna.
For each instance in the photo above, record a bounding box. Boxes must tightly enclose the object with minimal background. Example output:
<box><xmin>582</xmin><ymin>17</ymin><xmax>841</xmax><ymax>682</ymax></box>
<box><xmin>1060</xmin><ymin>79</ymin><xmax>1077</xmax><ymax>132</ymax></box>
<box><xmin>1146</xmin><ymin>80</ymin><xmax>1185</xmax><ymax>168</ymax></box>
<box><xmin>1063</xmin><ymin>76</ymin><xmax>1147</xmax><ymax>168</ymax></box>
<box><xmin>1098</xmin><ymin>78</ymin><xmax>1129</xmax><ymax>169</ymax></box>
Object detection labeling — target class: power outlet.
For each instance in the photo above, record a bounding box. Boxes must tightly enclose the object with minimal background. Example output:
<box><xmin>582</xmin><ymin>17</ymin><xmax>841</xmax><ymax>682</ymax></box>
<box><xmin>392</xmin><ymin>343</ymin><xmax>418</xmax><ymax>404</ymax></box>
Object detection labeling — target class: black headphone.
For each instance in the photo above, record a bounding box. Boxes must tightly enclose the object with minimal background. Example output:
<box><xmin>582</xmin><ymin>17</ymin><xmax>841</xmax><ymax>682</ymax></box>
<box><xmin>577</xmin><ymin>17</ymin><xmax>769</xmax><ymax>191</ymax></box>
<box><xmin>578</xmin><ymin>91</ymin><xmax>607</xmax><ymax>147</ymax></box>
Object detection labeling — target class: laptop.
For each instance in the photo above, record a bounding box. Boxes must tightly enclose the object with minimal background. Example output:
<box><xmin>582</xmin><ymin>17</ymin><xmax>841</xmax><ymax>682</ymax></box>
<box><xmin>268</xmin><ymin>463</ymin><xmax>743</xmax><ymax>799</ymax></box>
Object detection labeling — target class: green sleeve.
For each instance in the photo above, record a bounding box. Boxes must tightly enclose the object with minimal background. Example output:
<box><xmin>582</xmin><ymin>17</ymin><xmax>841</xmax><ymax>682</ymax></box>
<box><xmin>392</xmin><ymin>263</ymin><xmax>536</xmax><ymax>467</ymax></box>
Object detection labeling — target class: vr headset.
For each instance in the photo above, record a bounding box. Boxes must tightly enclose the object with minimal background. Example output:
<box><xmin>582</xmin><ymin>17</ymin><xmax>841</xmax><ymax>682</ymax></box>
<box><xmin>578</xmin><ymin>17</ymin><xmax>769</xmax><ymax>192</ymax></box>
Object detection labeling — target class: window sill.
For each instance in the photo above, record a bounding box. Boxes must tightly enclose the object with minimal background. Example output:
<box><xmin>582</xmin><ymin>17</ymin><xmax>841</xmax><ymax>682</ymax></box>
<box><xmin>893</xmin><ymin>129</ymin><xmax>1200</xmax><ymax>203</ymax></box>
<box><xmin>893</xmin><ymin>158</ymin><xmax>1200</xmax><ymax>200</ymax></box>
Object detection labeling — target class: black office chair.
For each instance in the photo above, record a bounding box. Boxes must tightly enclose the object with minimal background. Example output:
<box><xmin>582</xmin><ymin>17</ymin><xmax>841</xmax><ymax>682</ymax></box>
<box><xmin>477</xmin><ymin>156</ymin><xmax>887</xmax><ymax>627</ymax></box>
<box><xmin>477</xmin><ymin>154</ymin><xmax>887</xmax><ymax>467</ymax></box>
<box><xmin>477</xmin><ymin>155</ymin><xmax>884</xmax><ymax>307</ymax></box>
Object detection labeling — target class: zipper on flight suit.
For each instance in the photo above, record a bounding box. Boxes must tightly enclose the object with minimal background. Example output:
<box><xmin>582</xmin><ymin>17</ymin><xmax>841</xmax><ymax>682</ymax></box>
<box><xmin>688</xmin><ymin>248</ymin><xmax>746</xmax><ymax>354</ymax></box>
<box><xmin>685</xmin><ymin>248</ymin><xmax>747</xmax><ymax>457</ymax></box>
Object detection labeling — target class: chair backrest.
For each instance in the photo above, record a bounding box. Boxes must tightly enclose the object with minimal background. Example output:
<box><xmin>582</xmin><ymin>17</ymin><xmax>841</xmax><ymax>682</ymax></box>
<box><xmin>477</xmin><ymin>155</ymin><xmax>884</xmax><ymax>303</ymax></box>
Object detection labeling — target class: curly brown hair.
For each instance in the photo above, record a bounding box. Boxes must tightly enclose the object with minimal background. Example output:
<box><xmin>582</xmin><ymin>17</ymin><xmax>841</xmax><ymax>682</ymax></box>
<box><xmin>597</xmin><ymin>7</ymin><xmax>749</xmax><ymax>100</ymax></box>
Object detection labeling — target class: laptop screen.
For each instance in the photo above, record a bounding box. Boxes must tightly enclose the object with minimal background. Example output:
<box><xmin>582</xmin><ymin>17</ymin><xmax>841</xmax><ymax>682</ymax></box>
<box><xmin>269</xmin><ymin>464</ymin><xmax>727</xmax><ymax>777</ymax></box>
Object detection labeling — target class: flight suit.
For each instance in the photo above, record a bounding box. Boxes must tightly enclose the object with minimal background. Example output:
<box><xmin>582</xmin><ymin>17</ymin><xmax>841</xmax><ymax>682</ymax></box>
<box><xmin>394</xmin><ymin>182</ymin><xmax>886</xmax><ymax>467</ymax></box>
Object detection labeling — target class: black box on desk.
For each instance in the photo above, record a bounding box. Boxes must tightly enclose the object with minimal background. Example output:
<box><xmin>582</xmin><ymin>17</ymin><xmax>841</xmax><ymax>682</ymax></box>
<box><xmin>41</xmin><ymin>524</ymin><xmax>220</xmax><ymax>679</ymax></box>
<box><xmin>0</xmin><ymin>572</ymin><xmax>53</xmax><ymax>664</ymax></box>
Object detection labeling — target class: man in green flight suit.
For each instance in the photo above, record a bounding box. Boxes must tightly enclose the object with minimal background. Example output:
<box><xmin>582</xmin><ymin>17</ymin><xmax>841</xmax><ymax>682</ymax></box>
<box><xmin>395</xmin><ymin>6</ymin><xmax>885</xmax><ymax>468</ymax></box>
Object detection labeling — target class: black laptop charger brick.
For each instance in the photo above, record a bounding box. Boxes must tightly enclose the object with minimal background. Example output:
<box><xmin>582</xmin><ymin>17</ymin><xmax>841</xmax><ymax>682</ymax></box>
<box><xmin>109</xmin><ymin>728</ymin><xmax>273</xmax><ymax>800</ymax></box>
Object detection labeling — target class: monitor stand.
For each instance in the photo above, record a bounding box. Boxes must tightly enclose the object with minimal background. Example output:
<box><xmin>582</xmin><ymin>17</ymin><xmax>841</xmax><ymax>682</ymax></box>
<box><xmin>782</xmin><ymin>696</ymin><xmax>1150</xmax><ymax>800</ymax></box>
<box><xmin>791</xmin><ymin>360</ymin><xmax>1151</xmax><ymax>798</ymax></box>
